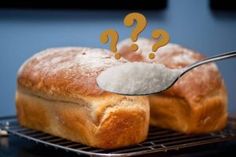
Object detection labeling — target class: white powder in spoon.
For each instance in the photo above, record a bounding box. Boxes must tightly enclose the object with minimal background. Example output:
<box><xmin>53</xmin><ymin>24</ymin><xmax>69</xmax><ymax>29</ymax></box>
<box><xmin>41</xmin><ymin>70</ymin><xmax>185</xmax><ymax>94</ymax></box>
<box><xmin>97</xmin><ymin>62</ymin><xmax>182</xmax><ymax>95</ymax></box>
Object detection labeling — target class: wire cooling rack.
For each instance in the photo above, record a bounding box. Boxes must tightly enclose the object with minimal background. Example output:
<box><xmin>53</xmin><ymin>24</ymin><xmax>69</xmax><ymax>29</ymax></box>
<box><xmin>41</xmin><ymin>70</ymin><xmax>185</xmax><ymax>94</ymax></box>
<box><xmin>1</xmin><ymin>116</ymin><xmax>236</xmax><ymax>156</ymax></box>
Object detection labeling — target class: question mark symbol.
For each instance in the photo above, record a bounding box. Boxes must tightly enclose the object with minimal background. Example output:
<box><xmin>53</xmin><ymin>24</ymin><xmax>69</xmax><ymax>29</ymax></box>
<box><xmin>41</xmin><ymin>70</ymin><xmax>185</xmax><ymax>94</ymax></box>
<box><xmin>100</xmin><ymin>29</ymin><xmax>121</xmax><ymax>60</ymax></box>
<box><xmin>124</xmin><ymin>12</ymin><xmax>147</xmax><ymax>52</ymax></box>
<box><xmin>149</xmin><ymin>29</ymin><xmax>170</xmax><ymax>59</ymax></box>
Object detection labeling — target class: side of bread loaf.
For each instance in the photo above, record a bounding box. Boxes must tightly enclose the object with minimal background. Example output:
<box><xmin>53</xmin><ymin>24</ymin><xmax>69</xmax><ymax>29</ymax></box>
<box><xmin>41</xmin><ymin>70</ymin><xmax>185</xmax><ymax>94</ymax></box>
<box><xmin>149</xmin><ymin>89</ymin><xmax>227</xmax><ymax>133</ymax></box>
<box><xmin>118</xmin><ymin>39</ymin><xmax>228</xmax><ymax>133</ymax></box>
<box><xmin>16</xmin><ymin>47</ymin><xmax>150</xmax><ymax>149</ymax></box>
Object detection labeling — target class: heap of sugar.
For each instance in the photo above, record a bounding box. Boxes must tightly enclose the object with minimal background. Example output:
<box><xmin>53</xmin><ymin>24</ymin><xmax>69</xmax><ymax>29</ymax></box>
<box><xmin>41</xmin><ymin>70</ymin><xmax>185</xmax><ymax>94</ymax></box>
<box><xmin>97</xmin><ymin>62</ymin><xmax>182</xmax><ymax>95</ymax></box>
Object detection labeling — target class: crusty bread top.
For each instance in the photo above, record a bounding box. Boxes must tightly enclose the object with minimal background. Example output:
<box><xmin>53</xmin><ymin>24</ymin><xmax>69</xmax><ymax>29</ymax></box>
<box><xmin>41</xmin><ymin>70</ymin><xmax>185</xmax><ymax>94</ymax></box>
<box><xmin>17</xmin><ymin>47</ymin><xmax>125</xmax><ymax>98</ymax></box>
<box><xmin>118</xmin><ymin>38</ymin><xmax>227</xmax><ymax>105</ymax></box>
<box><xmin>18</xmin><ymin>43</ymin><xmax>226</xmax><ymax>105</ymax></box>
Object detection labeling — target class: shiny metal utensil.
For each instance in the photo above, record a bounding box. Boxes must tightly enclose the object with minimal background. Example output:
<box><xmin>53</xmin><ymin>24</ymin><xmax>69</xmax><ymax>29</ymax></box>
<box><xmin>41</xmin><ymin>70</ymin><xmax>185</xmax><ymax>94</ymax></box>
<box><xmin>97</xmin><ymin>50</ymin><xmax>236</xmax><ymax>96</ymax></box>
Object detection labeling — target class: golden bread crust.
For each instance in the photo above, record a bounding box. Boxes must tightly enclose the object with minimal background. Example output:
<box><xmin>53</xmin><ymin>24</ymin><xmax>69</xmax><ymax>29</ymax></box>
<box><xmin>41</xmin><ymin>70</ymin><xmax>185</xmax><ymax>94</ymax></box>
<box><xmin>16</xmin><ymin>89</ymin><xmax>149</xmax><ymax>149</ymax></box>
<box><xmin>17</xmin><ymin>47</ymin><xmax>124</xmax><ymax>97</ymax></box>
<box><xmin>118</xmin><ymin>38</ymin><xmax>228</xmax><ymax>133</ymax></box>
<box><xmin>16</xmin><ymin>47</ymin><xmax>149</xmax><ymax>148</ymax></box>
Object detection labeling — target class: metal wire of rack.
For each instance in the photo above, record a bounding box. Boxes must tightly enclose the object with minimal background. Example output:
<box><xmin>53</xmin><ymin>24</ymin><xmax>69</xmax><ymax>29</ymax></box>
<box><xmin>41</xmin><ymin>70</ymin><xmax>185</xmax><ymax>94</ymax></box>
<box><xmin>1</xmin><ymin>116</ymin><xmax>236</xmax><ymax>157</ymax></box>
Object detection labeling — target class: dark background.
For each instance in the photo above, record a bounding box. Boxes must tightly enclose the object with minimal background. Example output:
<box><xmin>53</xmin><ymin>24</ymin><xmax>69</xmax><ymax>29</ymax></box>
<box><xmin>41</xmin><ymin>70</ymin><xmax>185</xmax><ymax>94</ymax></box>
<box><xmin>0</xmin><ymin>0</ymin><xmax>236</xmax><ymax>117</ymax></box>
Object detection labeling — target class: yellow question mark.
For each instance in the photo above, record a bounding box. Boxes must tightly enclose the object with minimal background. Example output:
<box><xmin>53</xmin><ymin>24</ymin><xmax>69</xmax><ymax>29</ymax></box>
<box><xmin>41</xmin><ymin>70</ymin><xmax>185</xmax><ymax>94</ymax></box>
<box><xmin>149</xmin><ymin>29</ymin><xmax>170</xmax><ymax>59</ymax></box>
<box><xmin>124</xmin><ymin>12</ymin><xmax>147</xmax><ymax>52</ymax></box>
<box><xmin>100</xmin><ymin>29</ymin><xmax>121</xmax><ymax>60</ymax></box>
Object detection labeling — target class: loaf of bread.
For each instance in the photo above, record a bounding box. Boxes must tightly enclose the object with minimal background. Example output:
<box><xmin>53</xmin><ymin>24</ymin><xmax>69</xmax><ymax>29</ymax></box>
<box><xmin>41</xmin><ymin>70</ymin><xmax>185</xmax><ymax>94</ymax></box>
<box><xmin>118</xmin><ymin>38</ymin><xmax>228</xmax><ymax>134</ymax></box>
<box><xmin>16</xmin><ymin>47</ymin><xmax>150</xmax><ymax>149</ymax></box>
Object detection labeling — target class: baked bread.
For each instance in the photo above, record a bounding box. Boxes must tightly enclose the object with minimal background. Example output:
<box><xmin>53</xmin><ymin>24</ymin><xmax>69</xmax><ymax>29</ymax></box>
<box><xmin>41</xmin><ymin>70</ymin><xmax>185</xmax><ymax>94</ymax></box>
<box><xmin>118</xmin><ymin>38</ymin><xmax>228</xmax><ymax>134</ymax></box>
<box><xmin>16</xmin><ymin>47</ymin><xmax>150</xmax><ymax>149</ymax></box>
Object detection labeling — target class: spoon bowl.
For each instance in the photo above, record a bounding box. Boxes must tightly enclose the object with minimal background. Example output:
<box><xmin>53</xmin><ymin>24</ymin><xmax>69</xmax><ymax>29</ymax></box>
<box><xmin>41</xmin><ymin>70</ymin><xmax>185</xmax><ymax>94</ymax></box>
<box><xmin>97</xmin><ymin>50</ymin><xmax>236</xmax><ymax>96</ymax></box>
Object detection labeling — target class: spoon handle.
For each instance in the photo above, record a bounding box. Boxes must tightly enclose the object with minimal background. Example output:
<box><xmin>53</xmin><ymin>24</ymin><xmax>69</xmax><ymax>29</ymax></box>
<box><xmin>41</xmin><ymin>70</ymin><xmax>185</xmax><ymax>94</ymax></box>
<box><xmin>182</xmin><ymin>50</ymin><xmax>236</xmax><ymax>75</ymax></box>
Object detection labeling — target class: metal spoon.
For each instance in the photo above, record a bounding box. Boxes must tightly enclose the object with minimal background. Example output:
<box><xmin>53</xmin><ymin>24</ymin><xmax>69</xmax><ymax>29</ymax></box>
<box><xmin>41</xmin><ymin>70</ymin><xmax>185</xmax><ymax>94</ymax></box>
<box><xmin>97</xmin><ymin>50</ymin><xmax>236</xmax><ymax>96</ymax></box>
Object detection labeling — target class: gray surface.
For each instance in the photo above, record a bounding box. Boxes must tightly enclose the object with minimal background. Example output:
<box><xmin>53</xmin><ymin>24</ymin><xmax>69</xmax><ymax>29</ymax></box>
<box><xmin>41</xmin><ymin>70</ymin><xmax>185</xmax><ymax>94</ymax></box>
<box><xmin>0</xmin><ymin>0</ymin><xmax>236</xmax><ymax>116</ymax></box>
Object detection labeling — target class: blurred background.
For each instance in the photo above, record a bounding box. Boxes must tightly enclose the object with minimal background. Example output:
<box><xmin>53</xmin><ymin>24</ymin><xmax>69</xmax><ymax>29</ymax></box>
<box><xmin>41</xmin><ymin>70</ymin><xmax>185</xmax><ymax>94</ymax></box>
<box><xmin>0</xmin><ymin>0</ymin><xmax>236</xmax><ymax>116</ymax></box>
